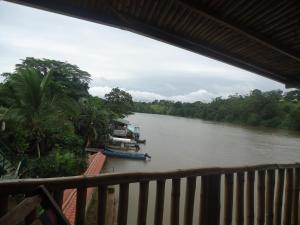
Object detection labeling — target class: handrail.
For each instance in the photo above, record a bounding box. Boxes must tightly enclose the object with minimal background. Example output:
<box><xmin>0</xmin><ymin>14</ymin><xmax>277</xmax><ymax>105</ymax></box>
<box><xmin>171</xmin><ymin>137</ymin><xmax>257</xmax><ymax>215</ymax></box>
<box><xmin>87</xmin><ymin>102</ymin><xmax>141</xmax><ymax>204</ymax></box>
<box><xmin>0</xmin><ymin>163</ymin><xmax>299</xmax><ymax>195</ymax></box>
<box><xmin>1</xmin><ymin>162</ymin><xmax>300</xmax><ymax>225</ymax></box>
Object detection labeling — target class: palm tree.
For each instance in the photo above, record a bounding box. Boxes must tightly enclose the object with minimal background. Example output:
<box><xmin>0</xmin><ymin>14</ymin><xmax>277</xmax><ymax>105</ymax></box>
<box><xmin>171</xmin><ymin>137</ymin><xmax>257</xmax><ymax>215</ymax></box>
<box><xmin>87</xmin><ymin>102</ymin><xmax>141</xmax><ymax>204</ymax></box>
<box><xmin>3</xmin><ymin>69</ymin><xmax>75</xmax><ymax>158</ymax></box>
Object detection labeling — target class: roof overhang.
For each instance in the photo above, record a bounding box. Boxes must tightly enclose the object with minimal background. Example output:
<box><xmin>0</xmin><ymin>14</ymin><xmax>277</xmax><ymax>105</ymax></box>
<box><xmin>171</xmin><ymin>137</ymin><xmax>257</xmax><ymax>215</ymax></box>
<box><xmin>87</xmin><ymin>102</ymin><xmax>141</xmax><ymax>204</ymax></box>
<box><xmin>5</xmin><ymin>0</ymin><xmax>300</xmax><ymax>87</ymax></box>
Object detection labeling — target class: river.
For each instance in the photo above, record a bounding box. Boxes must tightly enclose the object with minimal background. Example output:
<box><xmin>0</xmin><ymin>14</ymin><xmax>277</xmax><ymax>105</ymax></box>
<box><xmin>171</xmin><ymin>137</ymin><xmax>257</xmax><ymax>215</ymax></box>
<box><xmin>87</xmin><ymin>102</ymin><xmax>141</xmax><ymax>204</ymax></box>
<box><xmin>102</xmin><ymin>113</ymin><xmax>300</xmax><ymax>225</ymax></box>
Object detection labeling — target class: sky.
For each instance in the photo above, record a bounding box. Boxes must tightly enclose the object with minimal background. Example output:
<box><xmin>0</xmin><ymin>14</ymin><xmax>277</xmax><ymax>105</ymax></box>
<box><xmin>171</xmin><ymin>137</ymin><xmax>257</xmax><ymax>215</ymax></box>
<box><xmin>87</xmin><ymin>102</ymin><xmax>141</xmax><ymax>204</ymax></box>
<box><xmin>0</xmin><ymin>1</ymin><xmax>286</xmax><ymax>102</ymax></box>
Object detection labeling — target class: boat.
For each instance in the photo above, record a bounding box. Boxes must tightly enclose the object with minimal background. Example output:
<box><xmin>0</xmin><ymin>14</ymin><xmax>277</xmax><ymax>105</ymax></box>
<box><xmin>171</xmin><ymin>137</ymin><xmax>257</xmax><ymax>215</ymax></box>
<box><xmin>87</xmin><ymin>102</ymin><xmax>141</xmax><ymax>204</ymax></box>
<box><xmin>108</xmin><ymin>135</ymin><xmax>140</xmax><ymax>151</ymax></box>
<box><xmin>110</xmin><ymin>119</ymin><xmax>146</xmax><ymax>143</ymax></box>
<box><xmin>103</xmin><ymin>147</ymin><xmax>151</xmax><ymax>160</ymax></box>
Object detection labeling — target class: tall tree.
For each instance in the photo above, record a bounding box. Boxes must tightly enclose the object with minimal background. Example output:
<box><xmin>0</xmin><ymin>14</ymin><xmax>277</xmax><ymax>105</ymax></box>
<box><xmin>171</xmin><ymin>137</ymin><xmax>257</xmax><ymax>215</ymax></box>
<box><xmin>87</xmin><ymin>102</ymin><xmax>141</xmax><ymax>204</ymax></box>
<box><xmin>105</xmin><ymin>87</ymin><xmax>133</xmax><ymax>117</ymax></box>
<box><xmin>2</xmin><ymin>69</ymin><xmax>76</xmax><ymax>158</ymax></box>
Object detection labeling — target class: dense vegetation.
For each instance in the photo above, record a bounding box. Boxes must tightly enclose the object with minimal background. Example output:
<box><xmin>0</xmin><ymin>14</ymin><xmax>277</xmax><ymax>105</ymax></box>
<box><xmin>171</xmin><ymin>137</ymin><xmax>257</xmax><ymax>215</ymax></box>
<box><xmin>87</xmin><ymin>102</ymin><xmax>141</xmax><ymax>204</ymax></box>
<box><xmin>0</xmin><ymin>57</ymin><xmax>133</xmax><ymax>177</ymax></box>
<box><xmin>134</xmin><ymin>89</ymin><xmax>300</xmax><ymax>131</ymax></box>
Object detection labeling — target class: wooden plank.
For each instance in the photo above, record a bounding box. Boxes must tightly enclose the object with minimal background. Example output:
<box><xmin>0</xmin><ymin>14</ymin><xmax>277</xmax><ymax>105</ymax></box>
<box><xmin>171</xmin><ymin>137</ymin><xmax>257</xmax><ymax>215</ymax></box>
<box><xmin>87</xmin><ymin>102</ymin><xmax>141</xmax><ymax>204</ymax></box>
<box><xmin>199</xmin><ymin>175</ymin><xmax>221</xmax><ymax>225</ymax></box>
<box><xmin>0</xmin><ymin>195</ymin><xmax>41</xmax><ymax>225</ymax></box>
<box><xmin>274</xmin><ymin>169</ymin><xmax>285</xmax><ymax>225</ymax></box>
<box><xmin>1</xmin><ymin>163</ymin><xmax>300</xmax><ymax>195</ymax></box>
<box><xmin>171</xmin><ymin>178</ymin><xmax>181</xmax><ymax>225</ymax></box>
<box><xmin>25</xmin><ymin>209</ymin><xmax>37</xmax><ymax>225</ymax></box>
<box><xmin>283</xmin><ymin>169</ymin><xmax>293</xmax><ymax>225</ymax></box>
<box><xmin>75</xmin><ymin>187</ymin><xmax>87</xmax><ymax>225</ymax></box>
<box><xmin>292</xmin><ymin>168</ymin><xmax>300</xmax><ymax>225</ymax></box>
<box><xmin>236</xmin><ymin>172</ymin><xmax>245</xmax><ymax>225</ymax></box>
<box><xmin>106</xmin><ymin>187</ymin><xmax>116</xmax><ymax>225</ymax></box>
<box><xmin>154</xmin><ymin>180</ymin><xmax>166</xmax><ymax>225</ymax></box>
<box><xmin>117</xmin><ymin>183</ymin><xmax>129</xmax><ymax>225</ymax></box>
<box><xmin>97</xmin><ymin>185</ymin><xmax>107</xmax><ymax>225</ymax></box>
<box><xmin>246</xmin><ymin>171</ymin><xmax>255</xmax><ymax>225</ymax></box>
<box><xmin>0</xmin><ymin>195</ymin><xmax>8</xmax><ymax>217</ymax></box>
<box><xmin>266</xmin><ymin>170</ymin><xmax>275</xmax><ymax>225</ymax></box>
<box><xmin>184</xmin><ymin>177</ymin><xmax>196</xmax><ymax>225</ymax></box>
<box><xmin>137</xmin><ymin>181</ymin><xmax>149</xmax><ymax>225</ymax></box>
<box><xmin>257</xmin><ymin>170</ymin><xmax>265</xmax><ymax>225</ymax></box>
<box><xmin>53</xmin><ymin>190</ymin><xmax>64</xmax><ymax>209</ymax></box>
<box><xmin>223</xmin><ymin>173</ymin><xmax>233</xmax><ymax>225</ymax></box>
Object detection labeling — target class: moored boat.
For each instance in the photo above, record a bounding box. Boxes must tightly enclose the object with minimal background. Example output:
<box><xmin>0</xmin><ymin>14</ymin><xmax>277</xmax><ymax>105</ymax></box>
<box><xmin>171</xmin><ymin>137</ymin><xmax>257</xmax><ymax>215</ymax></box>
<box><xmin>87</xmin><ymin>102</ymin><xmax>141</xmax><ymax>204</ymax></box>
<box><xmin>103</xmin><ymin>147</ymin><xmax>151</xmax><ymax>160</ymax></box>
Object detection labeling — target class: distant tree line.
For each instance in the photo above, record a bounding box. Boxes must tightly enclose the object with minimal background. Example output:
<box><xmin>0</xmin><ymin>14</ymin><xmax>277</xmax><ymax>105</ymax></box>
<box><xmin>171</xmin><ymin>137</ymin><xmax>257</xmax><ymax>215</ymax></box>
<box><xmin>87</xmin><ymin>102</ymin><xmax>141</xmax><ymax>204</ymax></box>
<box><xmin>0</xmin><ymin>57</ymin><xmax>133</xmax><ymax>177</ymax></box>
<box><xmin>134</xmin><ymin>89</ymin><xmax>300</xmax><ymax>131</ymax></box>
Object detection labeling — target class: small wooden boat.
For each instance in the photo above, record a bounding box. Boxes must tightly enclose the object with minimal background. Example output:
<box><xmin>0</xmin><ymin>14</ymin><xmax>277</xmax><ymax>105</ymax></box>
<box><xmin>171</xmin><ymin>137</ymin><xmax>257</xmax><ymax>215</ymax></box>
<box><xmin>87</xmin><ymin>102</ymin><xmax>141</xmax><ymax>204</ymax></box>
<box><xmin>103</xmin><ymin>147</ymin><xmax>151</xmax><ymax>160</ymax></box>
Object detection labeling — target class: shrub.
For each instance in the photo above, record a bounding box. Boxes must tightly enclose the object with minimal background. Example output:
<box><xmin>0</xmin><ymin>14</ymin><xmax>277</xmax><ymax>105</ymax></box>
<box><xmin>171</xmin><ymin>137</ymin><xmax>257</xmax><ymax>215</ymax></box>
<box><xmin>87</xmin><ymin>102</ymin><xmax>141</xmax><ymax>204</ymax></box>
<box><xmin>28</xmin><ymin>149</ymin><xmax>87</xmax><ymax>178</ymax></box>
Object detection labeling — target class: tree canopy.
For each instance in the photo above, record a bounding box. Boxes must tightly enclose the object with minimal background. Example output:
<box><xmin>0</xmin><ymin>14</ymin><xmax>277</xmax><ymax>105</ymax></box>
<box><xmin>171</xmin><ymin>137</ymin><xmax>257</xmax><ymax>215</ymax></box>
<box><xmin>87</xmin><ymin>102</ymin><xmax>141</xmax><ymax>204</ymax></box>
<box><xmin>0</xmin><ymin>58</ymin><xmax>133</xmax><ymax>178</ymax></box>
<box><xmin>134</xmin><ymin>89</ymin><xmax>300</xmax><ymax>131</ymax></box>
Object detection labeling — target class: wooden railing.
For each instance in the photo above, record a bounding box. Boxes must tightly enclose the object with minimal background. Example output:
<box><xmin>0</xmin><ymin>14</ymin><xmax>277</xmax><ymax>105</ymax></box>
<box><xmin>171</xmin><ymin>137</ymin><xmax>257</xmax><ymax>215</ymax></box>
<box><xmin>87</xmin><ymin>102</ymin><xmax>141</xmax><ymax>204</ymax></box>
<box><xmin>0</xmin><ymin>163</ymin><xmax>300</xmax><ymax>225</ymax></box>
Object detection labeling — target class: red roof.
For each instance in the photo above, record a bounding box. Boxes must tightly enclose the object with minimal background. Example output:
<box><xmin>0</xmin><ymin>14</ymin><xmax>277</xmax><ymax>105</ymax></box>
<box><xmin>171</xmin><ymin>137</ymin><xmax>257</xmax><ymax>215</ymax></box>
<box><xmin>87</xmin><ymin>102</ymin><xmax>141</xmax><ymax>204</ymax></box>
<box><xmin>62</xmin><ymin>152</ymin><xmax>106</xmax><ymax>225</ymax></box>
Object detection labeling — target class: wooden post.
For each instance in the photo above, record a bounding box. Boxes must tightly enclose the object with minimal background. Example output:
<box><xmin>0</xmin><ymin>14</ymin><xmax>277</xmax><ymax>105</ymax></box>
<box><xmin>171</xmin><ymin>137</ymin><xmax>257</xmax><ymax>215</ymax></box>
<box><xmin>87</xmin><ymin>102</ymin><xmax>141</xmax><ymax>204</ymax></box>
<box><xmin>75</xmin><ymin>187</ymin><xmax>87</xmax><ymax>225</ymax></box>
<box><xmin>97</xmin><ymin>185</ymin><xmax>107</xmax><ymax>225</ymax></box>
<box><xmin>236</xmin><ymin>172</ymin><xmax>245</xmax><ymax>225</ymax></box>
<box><xmin>283</xmin><ymin>169</ymin><xmax>293</xmax><ymax>225</ymax></box>
<box><xmin>171</xmin><ymin>178</ymin><xmax>181</xmax><ymax>225</ymax></box>
<box><xmin>199</xmin><ymin>175</ymin><xmax>221</xmax><ymax>225</ymax></box>
<box><xmin>257</xmin><ymin>170</ymin><xmax>265</xmax><ymax>225</ymax></box>
<box><xmin>53</xmin><ymin>190</ymin><xmax>64</xmax><ymax>209</ymax></box>
<box><xmin>266</xmin><ymin>170</ymin><xmax>275</xmax><ymax>225</ymax></box>
<box><xmin>184</xmin><ymin>177</ymin><xmax>196</xmax><ymax>225</ymax></box>
<box><xmin>224</xmin><ymin>173</ymin><xmax>233</xmax><ymax>225</ymax></box>
<box><xmin>274</xmin><ymin>169</ymin><xmax>285</xmax><ymax>225</ymax></box>
<box><xmin>0</xmin><ymin>195</ymin><xmax>8</xmax><ymax>217</ymax></box>
<box><xmin>154</xmin><ymin>180</ymin><xmax>166</xmax><ymax>225</ymax></box>
<box><xmin>25</xmin><ymin>209</ymin><xmax>37</xmax><ymax>225</ymax></box>
<box><xmin>118</xmin><ymin>183</ymin><xmax>129</xmax><ymax>225</ymax></box>
<box><xmin>292</xmin><ymin>168</ymin><xmax>300</xmax><ymax>225</ymax></box>
<box><xmin>246</xmin><ymin>171</ymin><xmax>255</xmax><ymax>225</ymax></box>
<box><xmin>137</xmin><ymin>181</ymin><xmax>149</xmax><ymax>225</ymax></box>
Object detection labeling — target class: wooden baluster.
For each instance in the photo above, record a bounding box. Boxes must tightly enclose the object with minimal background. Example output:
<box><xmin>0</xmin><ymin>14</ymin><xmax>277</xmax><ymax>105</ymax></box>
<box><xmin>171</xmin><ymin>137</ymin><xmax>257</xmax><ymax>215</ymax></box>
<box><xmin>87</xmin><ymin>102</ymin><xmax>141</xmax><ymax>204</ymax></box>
<box><xmin>53</xmin><ymin>190</ymin><xmax>64</xmax><ymax>209</ymax></box>
<box><xmin>224</xmin><ymin>173</ymin><xmax>233</xmax><ymax>225</ymax></box>
<box><xmin>292</xmin><ymin>168</ymin><xmax>300</xmax><ymax>225</ymax></box>
<box><xmin>266</xmin><ymin>170</ymin><xmax>275</xmax><ymax>225</ymax></box>
<box><xmin>75</xmin><ymin>187</ymin><xmax>87</xmax><ymax>225</ymax></box>
<box><xmin>154</xmin><ymin>180</ymin><xmax>166</xmax><ymax>225</ymax></box>
<box><xmin>184</xmin><ymin>177</ymin><xmax>196</xmax><ymax>225</ymax></box>
<box><xmin>0</xmin><ymin>195</ymin><xmax>8</xmax><ymax>217</ymax></box>
<box><xmin>199</xmin><ymin>175</ymin><xmax>221</xmax><ymax>225</ymax></box>
<box><xmin>257</xmin><ymin>170</ymin><xmax>265</xmax><ymax>225</ymax></box>
<box><xmin>236</xmin><ymin>172</ymin><xmax>245</xmax><ymax>225</ymax></box>
<box><xmin>283</xmin><ymin>169</ymin><xmax>293</xmax><ymax>225</ymax></box>
<box><xmin>25</xmin><ymin>209</ymin><xmax>37</xmax><ymax>225</ymax></box>
<box><xmin>118</xmin><ymin>183</ymin><xmax>129</xmax><ymax>225</ymax></box>
<box><xmin>97</xmin><ymin>185</ymin><xmax>107</xmax><ymax>225</ymax></box>
<box><xmin>246</xmin><ymin>171</ymin><xmax>255</xmax><ymax>225</ymax></box>
<box><xmin>274</xmin><ymin>169</ymin><xmax>285</xmax><ymax>225</ymax></box>
<box><xmin>137</xmin><ymin>181</ymin><xmax>149</xmax><ymax>225</ymax></box>
<box><xmin>171</xmin><ymin>178</ymin><xmax>181</xmax><ymax>225</ymax></box>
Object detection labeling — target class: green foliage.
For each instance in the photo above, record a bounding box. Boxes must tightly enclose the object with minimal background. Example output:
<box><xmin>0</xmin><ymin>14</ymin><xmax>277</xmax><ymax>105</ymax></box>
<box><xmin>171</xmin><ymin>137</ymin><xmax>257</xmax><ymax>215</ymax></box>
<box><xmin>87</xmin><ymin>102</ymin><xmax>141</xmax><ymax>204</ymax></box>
<box><xmin>3</xmin><ymin>57</ymin><xmax>91</xmax><ymax>100</ymax></box>
<box><xmin>0</xmin><ymin>57</ymin><xmax>133</xmax><ymax>178</ymax></box>
<box><xmin>105</xmin><ymin>87</ymin><xmax>133</xmax><ymax>117</ymax></box>
<box><xmin>134</xmin><ymin>89</ymin><xmax>300</xmax><ymax>131</ymax></box>
<box><xmin>29</xmin><ymin>149</ymin><xmax>87</xmax><ymax>178</ymax></box>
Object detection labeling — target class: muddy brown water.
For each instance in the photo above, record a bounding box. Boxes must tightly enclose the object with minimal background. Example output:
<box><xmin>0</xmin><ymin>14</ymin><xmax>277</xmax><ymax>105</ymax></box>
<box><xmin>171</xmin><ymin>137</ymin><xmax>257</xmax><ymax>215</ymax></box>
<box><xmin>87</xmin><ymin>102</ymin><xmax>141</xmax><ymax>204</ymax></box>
<box><xmin>101</xmin><ymin>113</ymin><xmax>300</xmax><ymax>225</ymax></box>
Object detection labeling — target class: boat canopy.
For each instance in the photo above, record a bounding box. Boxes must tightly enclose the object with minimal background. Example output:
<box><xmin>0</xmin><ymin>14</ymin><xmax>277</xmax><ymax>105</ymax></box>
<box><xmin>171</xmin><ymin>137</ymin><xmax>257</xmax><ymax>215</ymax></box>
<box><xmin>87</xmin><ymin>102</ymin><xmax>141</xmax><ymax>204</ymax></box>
<box><xmin>109</xmin><ymin>135</ymin><xmax>135</xmax><ymax>143</ymax></box>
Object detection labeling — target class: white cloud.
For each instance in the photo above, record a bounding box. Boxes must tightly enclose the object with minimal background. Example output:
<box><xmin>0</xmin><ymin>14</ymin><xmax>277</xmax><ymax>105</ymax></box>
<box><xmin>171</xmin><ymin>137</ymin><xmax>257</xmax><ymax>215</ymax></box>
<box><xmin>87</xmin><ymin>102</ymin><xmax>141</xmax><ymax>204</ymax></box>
<box><xmin>0</xmin><ymin>1</ymin><xmax>286</xmax><ymax>102</ymax></box>
<box><xmin>89</xmin><ymin>86</ymin><xmax>218</xmax><ymax>102</ymax></box>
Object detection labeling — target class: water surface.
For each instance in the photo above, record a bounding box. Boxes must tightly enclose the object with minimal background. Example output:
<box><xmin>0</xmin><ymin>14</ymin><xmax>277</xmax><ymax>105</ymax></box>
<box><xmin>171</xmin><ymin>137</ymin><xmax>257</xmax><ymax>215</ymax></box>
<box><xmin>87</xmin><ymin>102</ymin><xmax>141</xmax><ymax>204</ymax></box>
<box><xmin>102</xmin><ymin>113</ymin><xmax>300</xmax><ymax>225</ymax></box>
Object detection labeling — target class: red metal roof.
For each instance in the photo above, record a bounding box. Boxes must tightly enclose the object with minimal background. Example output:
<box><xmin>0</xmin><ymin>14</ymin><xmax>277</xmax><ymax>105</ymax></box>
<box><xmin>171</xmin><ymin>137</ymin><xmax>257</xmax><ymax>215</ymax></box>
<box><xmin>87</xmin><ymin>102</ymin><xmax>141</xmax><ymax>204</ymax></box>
<box><xmin>62</xmin><ymin>152</ymin><xmax>106</xmax><ymax>225</ymax></box>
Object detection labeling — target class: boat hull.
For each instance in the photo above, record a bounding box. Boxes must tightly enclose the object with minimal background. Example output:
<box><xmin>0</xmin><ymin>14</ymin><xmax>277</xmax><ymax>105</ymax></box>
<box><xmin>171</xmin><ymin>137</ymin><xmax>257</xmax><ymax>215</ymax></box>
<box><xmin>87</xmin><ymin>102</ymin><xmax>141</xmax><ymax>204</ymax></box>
<box><xmin>103</xmin><ymin>147</ymin><xmax>149</xmax><ymax>160</ymax></box>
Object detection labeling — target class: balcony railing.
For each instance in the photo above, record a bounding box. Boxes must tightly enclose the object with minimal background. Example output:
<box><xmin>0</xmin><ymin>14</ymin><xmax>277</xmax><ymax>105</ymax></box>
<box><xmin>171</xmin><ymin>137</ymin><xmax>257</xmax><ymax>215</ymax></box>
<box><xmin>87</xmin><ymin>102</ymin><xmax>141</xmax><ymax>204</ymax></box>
<box><xmin>0</xmin><ymin>163</ymin><xmax>299</xmax><ymax>225</ymax></box>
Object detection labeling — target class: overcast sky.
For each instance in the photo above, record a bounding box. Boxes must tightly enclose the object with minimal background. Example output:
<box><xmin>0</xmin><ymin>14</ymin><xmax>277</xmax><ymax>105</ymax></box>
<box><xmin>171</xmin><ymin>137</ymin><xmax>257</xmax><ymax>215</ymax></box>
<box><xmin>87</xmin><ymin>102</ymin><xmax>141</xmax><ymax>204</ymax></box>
<box><xmin>0</xmin><ymin>1</ymin><xmax>286</xmax><ymax>102</ymax></box>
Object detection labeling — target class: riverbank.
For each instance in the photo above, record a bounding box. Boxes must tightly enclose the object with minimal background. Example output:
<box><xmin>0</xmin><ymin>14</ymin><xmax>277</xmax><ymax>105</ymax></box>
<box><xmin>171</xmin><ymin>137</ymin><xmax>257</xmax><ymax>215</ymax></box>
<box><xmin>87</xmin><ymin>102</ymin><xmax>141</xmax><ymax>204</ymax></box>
<box><xmin>133</xmin><ymin>89</ymin><xmax>300</xmax><ymax>132</ymax></box>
